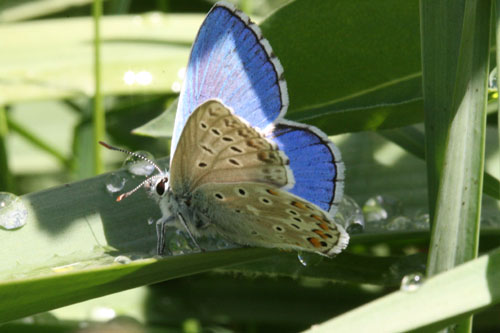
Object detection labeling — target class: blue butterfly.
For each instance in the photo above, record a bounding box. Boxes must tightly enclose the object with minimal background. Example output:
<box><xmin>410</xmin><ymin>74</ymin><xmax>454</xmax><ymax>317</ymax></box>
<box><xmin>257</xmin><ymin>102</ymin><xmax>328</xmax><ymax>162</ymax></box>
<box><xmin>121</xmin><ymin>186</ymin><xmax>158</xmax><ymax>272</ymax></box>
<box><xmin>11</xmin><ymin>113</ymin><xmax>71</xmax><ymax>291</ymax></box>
<box><xmin>103</xmin><ymin>1</ymin><xmax>348</xmax><ymax>257</ymax></box>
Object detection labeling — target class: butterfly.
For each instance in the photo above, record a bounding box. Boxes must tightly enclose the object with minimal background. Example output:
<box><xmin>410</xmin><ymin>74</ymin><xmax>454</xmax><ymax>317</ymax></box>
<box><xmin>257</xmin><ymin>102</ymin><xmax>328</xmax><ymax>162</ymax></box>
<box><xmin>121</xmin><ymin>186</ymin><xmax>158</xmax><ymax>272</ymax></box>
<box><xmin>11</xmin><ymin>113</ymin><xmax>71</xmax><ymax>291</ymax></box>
<box><xmin>101</xmin><ymin>1</ymin><xmax>348</xmax><ymax>257</ymax></box>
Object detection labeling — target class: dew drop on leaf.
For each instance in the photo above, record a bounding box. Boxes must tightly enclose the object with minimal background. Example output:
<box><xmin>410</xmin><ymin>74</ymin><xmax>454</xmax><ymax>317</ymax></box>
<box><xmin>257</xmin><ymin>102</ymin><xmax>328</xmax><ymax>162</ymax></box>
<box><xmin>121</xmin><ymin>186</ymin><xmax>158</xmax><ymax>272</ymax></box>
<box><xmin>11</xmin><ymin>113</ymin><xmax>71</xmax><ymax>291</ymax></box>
<box><xmin>400</xmin><ymin>272</ymin><xmax>425</xmax><ymax>292</ymax></box>
<box><xmin>0</xmin><ymin>192</ymin><xmax>28</xmax><ymax>230</ymax></box>
<box><xmin>105</xmin><ymin>172</ymin><xmax>127</xmax><ymax>194</ymax></box>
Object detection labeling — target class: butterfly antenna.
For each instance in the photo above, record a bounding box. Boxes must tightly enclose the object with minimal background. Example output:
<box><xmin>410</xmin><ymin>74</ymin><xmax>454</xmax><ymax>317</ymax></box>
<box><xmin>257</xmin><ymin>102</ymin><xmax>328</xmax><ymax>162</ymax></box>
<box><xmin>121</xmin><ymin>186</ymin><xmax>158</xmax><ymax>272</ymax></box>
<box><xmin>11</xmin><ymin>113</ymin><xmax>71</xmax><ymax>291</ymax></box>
<box><xmin>99</xmin><ymin>141</ymin><xmax>163</xmax><ymax>174</ymax></box>
<box><xmin>115</xmin><ymin>177</ymin><xmax>158</xmax><ymax>202</ymax></box>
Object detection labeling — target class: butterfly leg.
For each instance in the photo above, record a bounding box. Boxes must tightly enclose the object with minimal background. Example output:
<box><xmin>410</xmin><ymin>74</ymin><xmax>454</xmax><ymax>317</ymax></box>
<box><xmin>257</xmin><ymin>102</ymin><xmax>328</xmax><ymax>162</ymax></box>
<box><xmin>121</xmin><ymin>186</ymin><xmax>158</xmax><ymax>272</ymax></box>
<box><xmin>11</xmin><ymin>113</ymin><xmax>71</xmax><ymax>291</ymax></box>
<box><xmin>156</xmin><ymin>214</ymin><xmax>176</xmax><ymax>255</ymax></box>
<box><xmin>178</xmin><ymin>213</ymin><xmax>205</xmax><ymax>252</ymax></box>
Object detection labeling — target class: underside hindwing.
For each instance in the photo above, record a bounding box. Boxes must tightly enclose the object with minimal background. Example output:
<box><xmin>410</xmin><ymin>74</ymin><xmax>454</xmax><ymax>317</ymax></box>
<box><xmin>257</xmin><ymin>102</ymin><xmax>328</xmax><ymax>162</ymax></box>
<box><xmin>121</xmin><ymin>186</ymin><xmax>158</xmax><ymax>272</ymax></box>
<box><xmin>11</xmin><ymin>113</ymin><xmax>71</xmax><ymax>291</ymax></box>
<box><xmin>190</xmin><ymin>181</ymin><xmax>349</xmax><ymax>257</ymax></box>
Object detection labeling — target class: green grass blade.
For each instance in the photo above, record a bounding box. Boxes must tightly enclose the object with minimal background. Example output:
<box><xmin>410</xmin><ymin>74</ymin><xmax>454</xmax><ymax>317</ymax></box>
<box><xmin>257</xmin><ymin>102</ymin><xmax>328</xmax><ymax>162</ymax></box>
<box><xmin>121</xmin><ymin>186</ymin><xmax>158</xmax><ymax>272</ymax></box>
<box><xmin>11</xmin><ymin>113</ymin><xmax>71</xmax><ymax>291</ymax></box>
<box><xmin>496</xmin><ymin>0</ymin><xmax>500</xmax><ymax>228</ymax></box>
<box><xmin>260</xmin><ymin>0</ymin><xmax>422</xmax><ymax>134</ymax></box>
<box><xmin>428</xmin><ymin>0</ymin><xmax>490</xmax><ymax>272</ymax></box>
<box><xmin>0</xmin><ymin>0</ymin><xmax>101</xmax><ymax>23</ymax></box>
<box><xmin>0</xmin><ymin>14</ymin><xmax>196</xmax><ymax>104</ymax></box>
<box><xmin>0</xmin><ymin>162</ymin><xmax>431</xmax><ymax>323</ymax></box>
<box><xmin>0</xmin><ymin>248</ymin><xmax>273</xmax><ymax>323</ymax></box>
<box><xmin>302</xmin><ymin>247</ymin><xmax>500</xmax><ymax>333</ymax></box>
<box><xmin>0</xmin><ymin>106</ymin><xmax>13</xmax><ymax>192</ymax></box>
<box><xmin>420</xmin><ymin>0</ymin><xmax>465</xmax><ymax>219</ymax></box>
<box><xmin>132</xmin><ymin>97</ymin><xmax>177</xmax><ymax>138</ymax></box>
<box><xmin>426</xmin><ymin>1</ymin><xmax>491</xmax><ymax>330</ymax></box>
<box><xmin>7</xmin><ymin>117</ymin><xmax>70</xmax><ymax>168</ymax></box>
<box><xmin>92</xmin><ymin>0</ymin><xmax>104</xmax><ymax>175</ymax></box>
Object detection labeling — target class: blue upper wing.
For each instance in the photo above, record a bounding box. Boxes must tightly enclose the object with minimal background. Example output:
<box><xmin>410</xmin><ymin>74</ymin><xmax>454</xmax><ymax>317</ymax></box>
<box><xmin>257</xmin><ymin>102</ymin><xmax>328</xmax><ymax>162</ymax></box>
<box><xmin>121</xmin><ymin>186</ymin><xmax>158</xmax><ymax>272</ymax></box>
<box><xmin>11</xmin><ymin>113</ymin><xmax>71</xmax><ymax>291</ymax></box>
<box><xmin>171</xmin><ymin>2</ymin><xmax>288</xmax><ymax>157</ymax></box>
<box><xmin>266</xmin><ymin>120</ymin><xmax>345</xmax><ymax>214</ymax></box>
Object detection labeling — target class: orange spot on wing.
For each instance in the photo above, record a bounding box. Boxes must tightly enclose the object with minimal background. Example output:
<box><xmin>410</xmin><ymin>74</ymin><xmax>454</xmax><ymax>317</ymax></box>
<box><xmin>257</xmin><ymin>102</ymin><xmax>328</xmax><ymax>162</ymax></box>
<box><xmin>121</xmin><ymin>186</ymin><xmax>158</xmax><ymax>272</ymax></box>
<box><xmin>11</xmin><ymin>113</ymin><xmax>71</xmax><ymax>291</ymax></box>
<box><xmin>313</xmin><ymin>229</ymin><xmax>328</xmax><ymax>239</ymax></box>
<box><xmin>291</xmin><ymin>201</ymin><xmax>307</xmax><ymax>209</ymax></box>
<box><xmin>307</xmin><ymin>237</ymin><xmax>322</xmax><ymax>248</ymax></box>
<box><xmin>266</xmin><ymin>189</ymin><xmax>279</xmax><ymax>196</ymax></box>
<box><xmin>311</xmin><ymin>214</ymin><xmax>322</xmax><ymax>222</ymax></box>
<box><xmin>319</xmin><ymin>222</ymin><xmax>330</xmax><ymax>231</ymax></box>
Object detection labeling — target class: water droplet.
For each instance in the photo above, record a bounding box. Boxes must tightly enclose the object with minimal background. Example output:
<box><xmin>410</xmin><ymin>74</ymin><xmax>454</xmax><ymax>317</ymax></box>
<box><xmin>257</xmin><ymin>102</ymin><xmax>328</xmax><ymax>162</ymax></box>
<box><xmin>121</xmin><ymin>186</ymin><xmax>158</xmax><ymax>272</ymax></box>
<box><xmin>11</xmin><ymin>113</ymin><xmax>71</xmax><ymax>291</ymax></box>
<box><xmin>132</xmin><ymin>15</ymin><xmax>143</xmax><ymax>26</ymax></box>
<box><xmin>335</xmin><ymin>195</ymin><xmax>364</xmax><ymax>234</ymax></box>
<box><xmin>362</xmin><ymin>195</ymin><xmax>402</xmax><ymax>222</ymax></box>
<box><xmin>413</xmin><ymin>212</ymin><xmax>430</xmax><ymax>230</ymax></box>
<box><xmin>114</xmin><ymin>255</ymin><xmax>132</xmax><ymax>264</ymax></box>
<box><xmin>171</xmin><ymin>81</ymin><xmax>181</xmax><ymax>92</ymax></box>
<box><xmin>168</xmin><ymin>230</ymin><xmax>193</xmax><ymax>256</ymax></box>
<box><xmin>0</xmin><ymin>192</ymin><xmax>28</xmax><ymax>230</ymax></box>
<box><xmin>123</xmin><ymin>151</ymin><xmax>156</xmax><ymax>176</ymax></box>
<box><xmin>105</xmin><ymin>173</ymin><xmax>126</xmax><ymax>194</ymax></box>
<box><xmin>123</xmin><ymin>70</ymin><xmax>135</xmax><ymax>85</ymax></box>
<box><xmin>90</xmin><ymin>306</ymin><xmax>117</xmax><ymax>321</ymax></box>
<box><xmin>489</xmin><ymin>67</ymin><xmax>497</xmax><ymax>90</ymax></box>
<box><xmin>22</xmin><ymin>313</ymin><xmax>59</xmax><ymax>324</ymax></box>
<box><xmin>136</xmin><ymin>71</ymin><xmax>153</xmax><ymax>86</ymax></box>
<box><xmin>216</xmin><ymin>238</ymin><xmax>236</xmax><ymax>250</ymax></box>
<box><xmin>400</xmin><ymin>273</ymin><xmax>425</xmax><ymax>292</ymax></box>
<box><xmin>148</xmin><ymin>12</ymin><xmax>162</xmax><ymax>25</ymax></box>
<box><xmin>297</xmin><ymin>251</ymin><xmax>323</xmax><ymax>267</ymax></box>
<box><xmin>386</xmin><ymin>215</ymin><xmax>412</xmax><ymax>231</ymax></box>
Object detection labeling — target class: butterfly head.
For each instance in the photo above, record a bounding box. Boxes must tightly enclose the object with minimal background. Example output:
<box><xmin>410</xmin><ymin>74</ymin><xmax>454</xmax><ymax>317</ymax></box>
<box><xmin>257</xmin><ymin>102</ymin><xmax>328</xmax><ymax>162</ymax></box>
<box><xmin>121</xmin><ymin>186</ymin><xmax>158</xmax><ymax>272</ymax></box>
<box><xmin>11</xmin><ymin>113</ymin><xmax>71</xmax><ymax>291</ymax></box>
<box><xmin>144</xmin><ymin>172</ymin><xmax>170</xmax><ymax>200</ymax></box>
<box><xmin>99</xmin><ymin>141</ymin><xmax>170</xmax><ymax>202</ymax></box>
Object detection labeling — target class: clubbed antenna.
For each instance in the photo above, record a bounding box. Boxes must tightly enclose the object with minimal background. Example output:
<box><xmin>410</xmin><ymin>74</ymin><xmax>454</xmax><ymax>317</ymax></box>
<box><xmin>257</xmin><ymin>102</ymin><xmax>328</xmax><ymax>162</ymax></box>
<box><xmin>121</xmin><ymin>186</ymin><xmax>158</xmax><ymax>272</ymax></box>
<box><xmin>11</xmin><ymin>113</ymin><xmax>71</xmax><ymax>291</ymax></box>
<box><xmin>99</xmin><ymin>141</ymin><xmax>163</xmax><ymax>174</ymax></box>
<box><xmin>99</xmin><ymin>141</ymin><xmax>165</xmax><ymax>201</ymax></box>
<box><xmin>115</xmin><ymin>177</ymin><xmax>158</xmax><ymax>202</ymax></box>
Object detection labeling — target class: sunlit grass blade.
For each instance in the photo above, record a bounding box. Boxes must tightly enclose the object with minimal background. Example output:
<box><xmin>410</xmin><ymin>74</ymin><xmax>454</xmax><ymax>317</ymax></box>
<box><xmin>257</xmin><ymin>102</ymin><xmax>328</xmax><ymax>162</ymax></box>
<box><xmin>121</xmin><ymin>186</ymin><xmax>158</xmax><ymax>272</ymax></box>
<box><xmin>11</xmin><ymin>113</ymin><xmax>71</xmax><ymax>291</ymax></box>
<box><xmin>420</xmin><ymin>0</ymin><xmax>465</xmax><ymax>219</ymax></box>
<box><xmin>0</xmin><ymin>0</ymin><xmax>100</xmax><ymax>23</ymax></box>
<box><xmin>496</xmin><ymin>0</ymin><xmax>500</xmax><ymax>224</ymax></box>
<box><xmin>427</xmin><ymin>0</ymin><xmax>490</xmax><ymax>273</ymax></box>
<box><xmin>301</xmin><ymin>247</ymin><xmax>500</xmax><ymax>333</ymax></box>
<box><xmin>92</xmin><ymin>0</ymin><xmax>104</xmax><ymax>175</ymax></box>
<box><xmin>426</xmin><ymin>0</ymin><xmax>491</xmax><ymax>331</ymax></box>
<box><xmin>7</xmin><ymin>117</ymin><xmax>70</xmax><ymax>168</ymax></box>
<box><xmin>0</xmin><ymin>106</ymin><xmax>13</xmax><ymax>192</ymax></box>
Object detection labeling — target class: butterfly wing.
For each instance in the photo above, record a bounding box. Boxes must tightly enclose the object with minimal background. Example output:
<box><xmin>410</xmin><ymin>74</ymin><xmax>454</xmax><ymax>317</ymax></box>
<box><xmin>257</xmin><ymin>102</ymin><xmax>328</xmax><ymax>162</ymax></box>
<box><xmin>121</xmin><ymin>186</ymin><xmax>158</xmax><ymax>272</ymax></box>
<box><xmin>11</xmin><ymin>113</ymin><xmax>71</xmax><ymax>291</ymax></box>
<box><xmin>169</xmin><ymin>100</ymin><xmax>294</xmax><ymax>194</ymax></box>
<box><xmin>190</xmin><ymin>182</ymin><xmax>349</xmax><ymax>256</ymax></box>
<box><xmin>266</xmin><ymin>120</ymin><xmax>345</xmax><ymax>215</ymax></box>
<box><xmin>171</xmin><ymin>2</ymin><xmax>288</xmax><ymax>157</ymax></box>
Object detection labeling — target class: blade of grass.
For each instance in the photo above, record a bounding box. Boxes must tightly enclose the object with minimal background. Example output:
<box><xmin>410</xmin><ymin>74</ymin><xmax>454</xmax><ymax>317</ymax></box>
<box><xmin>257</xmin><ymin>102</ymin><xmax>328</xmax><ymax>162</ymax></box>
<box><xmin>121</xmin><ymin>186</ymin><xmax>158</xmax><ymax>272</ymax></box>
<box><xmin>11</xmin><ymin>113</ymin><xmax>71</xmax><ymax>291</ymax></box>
<box><xmin>7</xmin><ymin>117</ymin><xmax>70</xmax><ymax>168</ymax></box>
<box><xmin>428</xmin><ymin>0</ymin><xmax>490</xmax><ymax>273</ymax></box>
<box><xmin>420</xmin><ymin>0</ymin><xmax>465</xmax><ymax>219</ymax></box>
<box><xmin>496</xmin><ymin>0</ymin><xmax>500</xmax><ymax>228</ymax></box>
<box><xmin>260</xmin><ymin>0</ymin><xmax>422</xmax><ymax>135</ymax></box>
<box><xmin>92</xmin><ymin>0</ymin><xmax>104</xmax><ymax>175</ymax></box>
<box><xmin>302</xmin><ymin>247</ymin><xmax>500</xmax><ymax>333</ymax></box>
<box><xmin>0</xmin><ymin>0</ymin><xmax>102</xmax><ymax>23</ymax></box>
<box><xmin>0</xmin><ymin>248</ymin><xmax>274</xmax><ymax>323</ymax></box>
<box><xmin>0</xmin><ymin>165</ymin><xmax>430</xmax><ymax>322</ymax></box>
<box><xmin>427</xmin><ymin>0</ymin><xmax>491</xmax><ymax>331</ymax></box>
<box><xmin>0</xmin><ymin>106</ymin><xmax>13</xmax><ymax>192</ymax></box>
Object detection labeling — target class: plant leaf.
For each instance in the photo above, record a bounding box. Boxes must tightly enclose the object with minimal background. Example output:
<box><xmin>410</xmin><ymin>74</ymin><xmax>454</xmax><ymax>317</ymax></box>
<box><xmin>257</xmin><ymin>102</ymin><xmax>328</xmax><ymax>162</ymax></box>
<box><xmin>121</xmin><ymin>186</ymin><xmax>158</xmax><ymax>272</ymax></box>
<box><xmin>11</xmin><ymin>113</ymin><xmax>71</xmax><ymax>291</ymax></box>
<box><xmin>260</xmin><ymin>0</ymin><xmax>422</xmax><ymax>134</ymax></box>
<box><xmin>302</xmin><ymin>247</ymin><xmax>500</xmax><ymax>333</ymax></box>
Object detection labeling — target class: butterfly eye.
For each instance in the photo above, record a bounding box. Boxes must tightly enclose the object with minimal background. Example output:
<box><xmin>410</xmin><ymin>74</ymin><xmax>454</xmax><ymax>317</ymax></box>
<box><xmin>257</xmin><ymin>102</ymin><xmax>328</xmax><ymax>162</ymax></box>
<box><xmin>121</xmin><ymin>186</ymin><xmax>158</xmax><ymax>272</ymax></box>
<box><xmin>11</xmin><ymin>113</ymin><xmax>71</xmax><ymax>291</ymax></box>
<box><xmin>156</xmin><ymin>178</ymin><xmax>168</xmax><ymax>196</ymax></box>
